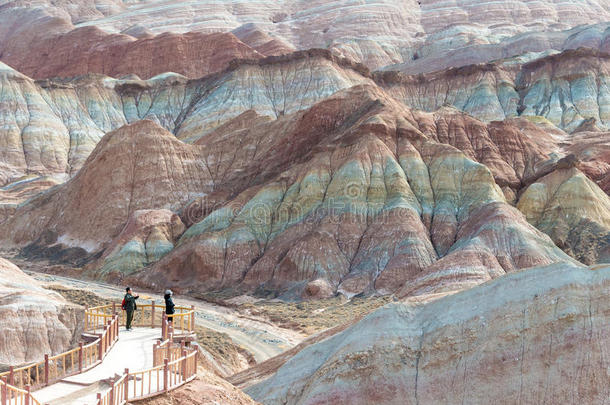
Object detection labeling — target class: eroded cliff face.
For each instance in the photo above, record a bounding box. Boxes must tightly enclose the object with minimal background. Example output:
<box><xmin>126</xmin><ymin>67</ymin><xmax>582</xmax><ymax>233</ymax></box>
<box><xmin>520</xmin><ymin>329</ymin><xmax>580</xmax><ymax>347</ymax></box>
<box><xmin>0</xmin><ymin>52</ymin><xmax>372</xmax><ymax>188</ymax></box>
<box><xmin>1</xmin><ymin>120</ymin><xmax>208</xmax><ymax>259</ymax></box>
<box><xmin>518</xmin><ymin>167</ymin><xmax>610</xmax><ymax>265</ymax></box>
<box><xmin>1</xmin><ymin>27</ymin><xmax>264</xmax><ymax>81</ymax></box>
<box><xmin>248</xmin><ymin>262</ymin><xmax>610</xmax><ymax>405</ymax></box>
<box><xmin>8</xmin><ymin>85</ymin><xmax>600</xmax><ymax>299</ymax></box>
<box><xmin>1</xmin><ymin>52</ymin><xmax>607</xmax><ymax>298</ymax></box>
<box><xmin>39</xmin><ymin>0</ymin><xmax>610</xmax><ymax>70</ymax></box>
<box><xmin>137</xmin><ymin>86</ymin><xmax>579</xmax><ymax>298</ymax></box>
<box><xmin>378</xmin><ymin>48</ymin><xmax>610</xmax><ymax>131</ymax></box>
<box><xmin>1</xmin><ymin>48</ymin><xmax>607</xmax><ymax>196</ymax></box>
<box><xmin>0</xmin><ymin>257</ymin><xmax>83</xmax><ymax>368</ymax></box>
<box><xmin>2</xmin><ymin>0</ymin><xmax>609</xmax><ymax>75</ymax></box>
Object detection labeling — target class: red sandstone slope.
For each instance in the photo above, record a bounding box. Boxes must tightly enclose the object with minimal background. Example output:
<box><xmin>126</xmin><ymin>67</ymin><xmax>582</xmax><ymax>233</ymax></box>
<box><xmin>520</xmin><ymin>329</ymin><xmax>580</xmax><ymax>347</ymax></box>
<box><xmin>0</xmin><ymin>120</ymin><xmax>208</xmax><ymax>259</ymax></box>
<box><xmin>2</xmin><ymin>26</ymin><xmax>263</xmax><ymax>80</ymax></box>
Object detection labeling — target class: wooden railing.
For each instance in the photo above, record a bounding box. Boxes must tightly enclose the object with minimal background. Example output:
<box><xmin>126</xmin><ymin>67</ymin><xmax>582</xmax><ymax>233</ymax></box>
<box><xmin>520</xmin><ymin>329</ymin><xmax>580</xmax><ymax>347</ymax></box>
<box><xmin>0</xmin><ymin>314</ymin><xmax>119</xmax><ymax>393</ymax></box>
<box><xmin>85</xmin><ymin>302</ymin><xmax>196</xmax><ymax>339</ymax></box>
<box><xmin>2</xmin><ymin>300</ymin><xmax>196</xmax><ymax>405</ymax></box>
<box><xmin>161</xmin><ymin>306</ymin><xmax>196</xmax><ymax>338</ymax></box>
<box><xmin>85</xmin><ymin>302</ymin><xmax>198</xmax><ymax>405</ymax></box>
<box><xmin>95</xmin><ymin>345</ymin><xmax>197</xmax><ymax>405</ymax></box>
<box><xmin>0</xmin><ymin>378</ymin><xmax>41</xmax><ymax>405</ymax></box>
<box><xmin>153</xmin><ymin>337</ymin><xmax>191</xmax><ymax>367</ymax></box>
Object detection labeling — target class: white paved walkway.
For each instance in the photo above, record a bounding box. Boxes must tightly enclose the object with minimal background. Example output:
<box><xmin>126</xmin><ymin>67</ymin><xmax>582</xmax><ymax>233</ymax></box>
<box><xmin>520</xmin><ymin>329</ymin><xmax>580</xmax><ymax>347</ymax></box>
<box><xmin>34</xmin><ymin>327</ymin><xmax>160</xmax><ymax>405</ymax></box>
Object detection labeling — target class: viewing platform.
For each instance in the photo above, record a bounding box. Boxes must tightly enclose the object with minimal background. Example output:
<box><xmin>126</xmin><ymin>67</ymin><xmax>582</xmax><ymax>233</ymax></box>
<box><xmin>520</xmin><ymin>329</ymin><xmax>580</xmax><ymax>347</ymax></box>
<box><xmin>0</xmin><ymin>302</ymin><xmax>198</xmax><ymax>405</ymax></box>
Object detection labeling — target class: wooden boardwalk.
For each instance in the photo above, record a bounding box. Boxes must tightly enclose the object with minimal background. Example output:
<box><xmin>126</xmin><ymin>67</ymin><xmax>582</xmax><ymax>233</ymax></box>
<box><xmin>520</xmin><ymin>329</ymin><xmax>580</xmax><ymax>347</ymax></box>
<box><xmin>0</xmin><ymin>302</ymin><xmax>197</xmax><ymax>405</ymax></box>
<box><xmin>35</xmin><ymin>327</ymin><xmax>160</xmax><ymax>405</ymax></box>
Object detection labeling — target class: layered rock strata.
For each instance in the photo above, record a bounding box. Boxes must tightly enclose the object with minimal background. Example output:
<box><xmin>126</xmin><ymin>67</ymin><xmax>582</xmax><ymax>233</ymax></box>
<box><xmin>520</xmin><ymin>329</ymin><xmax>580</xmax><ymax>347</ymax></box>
<box><xmin>0</xmin><ymin>257</ymin><xmax>83</xmax><ymax>367</ymax></box>
<box><xmin>0</xmin><ymin>52</ymin><xmax>372</xmax><ymax>187</ymax></box>
<box><xmin>248</xmin><ymin>262</ymin><xmax>610</xmax><ymax>405</ymax></box>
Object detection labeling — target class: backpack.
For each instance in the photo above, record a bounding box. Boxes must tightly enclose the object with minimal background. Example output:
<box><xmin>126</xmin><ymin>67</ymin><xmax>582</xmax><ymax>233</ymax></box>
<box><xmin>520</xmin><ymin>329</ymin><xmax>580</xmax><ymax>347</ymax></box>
<box><xmin>121</xmin><ymin>298</ymin><xmax>126</xmax><ymax>310</ymax></box>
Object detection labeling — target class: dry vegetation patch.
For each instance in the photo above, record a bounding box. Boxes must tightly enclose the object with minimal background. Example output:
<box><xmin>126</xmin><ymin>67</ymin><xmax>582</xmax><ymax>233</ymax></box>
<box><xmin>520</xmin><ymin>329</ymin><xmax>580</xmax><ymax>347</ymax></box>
<box><xmin>47</xmin><ymin>284</ymin><xmax>109</xmax><ymax>307</ymax></box>
<box><xmin>239</xmin><ymin>295</ymin><xmax>394</xmax><ymax>335</ymax></box>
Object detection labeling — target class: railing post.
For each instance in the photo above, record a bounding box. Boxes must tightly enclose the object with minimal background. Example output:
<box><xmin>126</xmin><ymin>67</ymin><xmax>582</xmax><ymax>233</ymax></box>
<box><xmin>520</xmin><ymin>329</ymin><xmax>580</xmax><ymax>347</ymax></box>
<box><xmin>109</xmin><ymin>378</ymin><xmax>114</xmax><ymax>405</ymax></box>
<box><xmin>98</xmin><ymin>333</ymin><xmax>103</xmax><ymax>361</ymax></box>
<box><xmin>1</xmin><ymin>376</ymin><xmax>7</xmax><ymax>405</ymax></box>
<box><xmin>25</xmin><ymin>385</ymin><xmax>31</xmax><ymax>405</ymax></box>
<box><xmin>112</xmin><ymin>302</ymin><xmax>116</xmax><ymax>314</ymax></box>
<box><xmin>162</xmin><ymin>314</ymin><xmax>167</xmax><ymax>340</ymax></box>
<box><xmin>96</xmin><ymin>392</ymin><xmax>101</xmax><ymax>405</ymax></box>
<box><xmin>107</xmin><ymin>320</ymin><xmax>112</xmax><ymax>345</ymax></box>
<box><xmin>152</xmin><ymin>343</ymin><xmax>157</xmax><ymax>366</ymax></box>
<box><xmin>43</xmin><ymin>354</ymin><xmax>49</xmax><ymax>386</ymax></box>
<box><xmin>163</xmin><ymin>359</ymin><xmax>169</xmax><ymax>392</ymax></box>
<box><xmin>191</xmin><ymin>305</ymin><xmax>195</xmax><ymax>332</ymax></box>
<box><xmin>181</xmin><ymin>349</ymin><xmax>187</xmax><ymax>382</ymax></box>
<box><xmin>79</xmin><ymin>342</ymin><xmax>84</xmax><ymax>371</ymax></box>
<box><xmin>151</xmin><ymin>301</ymin><xmax>155</xmax><ymax>328</ymax></box>
<box><xmin>8</xmin><ymin>367</ymin><xmax>13</xmax><ymax>387</ymax></box>
<box><xmin>102</xmin><ymin>326</ymin><xmax>107</xmax><ymax>356</ymax></box>
<box><xmin>124</xmin><ymin>368</ymin><xmax>129</xmax><ymax>402</ymax></box>
<box><xmin>114</xmin><ymin>314</ymin><xmax>119</xmax><ymax>338</ymax></box>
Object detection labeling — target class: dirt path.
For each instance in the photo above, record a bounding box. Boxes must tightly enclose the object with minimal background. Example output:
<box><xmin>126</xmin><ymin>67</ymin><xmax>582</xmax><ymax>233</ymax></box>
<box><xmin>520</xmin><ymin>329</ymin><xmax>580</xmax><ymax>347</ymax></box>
<box><xmin>26</xmin><ymin>271</ymin><xmax>305</xmax><ymax>363</ymax></box>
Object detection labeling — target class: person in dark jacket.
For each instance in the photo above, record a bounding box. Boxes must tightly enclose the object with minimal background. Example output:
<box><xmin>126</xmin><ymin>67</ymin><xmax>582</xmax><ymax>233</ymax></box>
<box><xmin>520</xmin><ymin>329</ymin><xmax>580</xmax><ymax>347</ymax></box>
<box><xmin>124</xmin><ymin>287</ymin><xmax>139</xmax><ymax>330</ymax></box>
<box><xmin>164</xmin><ymin>289</ymin><xmax>175</xmax><ymax>323</ymax></box>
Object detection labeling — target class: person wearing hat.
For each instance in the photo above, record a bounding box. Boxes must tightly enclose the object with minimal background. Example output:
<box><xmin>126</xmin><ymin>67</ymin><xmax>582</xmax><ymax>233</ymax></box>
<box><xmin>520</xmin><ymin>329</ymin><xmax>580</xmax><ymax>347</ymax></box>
<box><xmin>123</xmin><ymin>287</ymin><xmax>139</xmax><ymax>331</ymax></box>
<box><xmin>164</xmin><ymin>289</ymin><xmax>175</xmax><ymax>323</ymax></box>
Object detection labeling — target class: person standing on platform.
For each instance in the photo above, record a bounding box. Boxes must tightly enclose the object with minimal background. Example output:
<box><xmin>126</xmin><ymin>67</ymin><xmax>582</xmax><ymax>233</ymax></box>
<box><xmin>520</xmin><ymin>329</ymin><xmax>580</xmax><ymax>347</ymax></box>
<box><xmin>164</xmin><ymin>289</ymin><xmax>175</xmax><ymax>323</ymax></box>
<box><xmin>123</xmin><ymin>287</ymin><xmax>139</xmax><ymax>331</ymax></box>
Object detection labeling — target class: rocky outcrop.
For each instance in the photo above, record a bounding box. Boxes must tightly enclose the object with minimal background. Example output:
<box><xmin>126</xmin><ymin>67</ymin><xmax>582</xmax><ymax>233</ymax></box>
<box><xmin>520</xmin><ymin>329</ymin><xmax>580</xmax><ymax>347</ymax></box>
<box><xmin>387</xmin><ymin>22</ymin><xmax>610</xmax><ymax>74</ymax></box>
<box><xmin>0</xmin><ymin>61</ymin><xmax>123</xmax><ymax>187</ymax></box>
<box><xmin>1</xmin><ymin>121</ymin><xmax>207</xmax><ymax>259</ymax></box>
<box><xmin>91</xmin><ymin>209</ymin><xmax>186</xmax><ymax>278</ymax></box>
<box><xmin>248</xmin><ymin>262</ymin><xmax>610</xmax><ymax>404</ymax></box>
<box><xmin>2</xmin><ymin>79</ymin><xmax>603</xmax><ymax>297</ymax></box>
<box><xmin>517</xmin><ymin>167</ymin><xmax>610</xmax><ymax>265</ymax></box>
<box><xmin>377</xmin><ymin>48</ymin><xmax>610</xmax><ymax>131</ymax></box>
<box><xmin>65</xmin><ymin>1</ymin><xmax>610</xmax><ymax>70</ymax></box>
<box><xmin>0</xmin><ymin>175</ymin><xmax>65</xmax><ymax>224</ymax></box>
<box><xmin>0</xmin><ymin>45</ymin><xmax>606</xmax><ymax>299</ymax></box>
<box><xmin>564</xmin><ymin>130</ymin><xmax>610</xmax><ymax>194</ymax></box>
<box><xmin>232</xmin><ymin>24</ymin><xmax>295</xmax><ymax>57</ymax></box>
<box><xmin>3</xmin><ymin>46</ymin><xmax>606</xmax><ymax>199</ymax></box>
<box><xmin>2</xmin><ymin>27</ymin><xmax>263</xmax><ymax>80</ymax></box>
<box><xmin>0</xmin><ymin>257</ymin><xmax>83</xmax><ymax>367</ymax></box>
